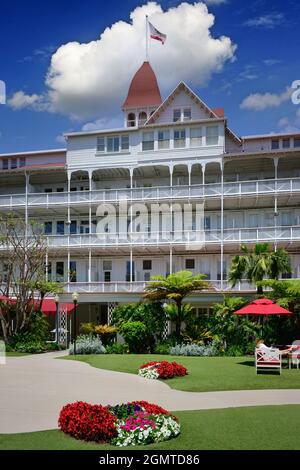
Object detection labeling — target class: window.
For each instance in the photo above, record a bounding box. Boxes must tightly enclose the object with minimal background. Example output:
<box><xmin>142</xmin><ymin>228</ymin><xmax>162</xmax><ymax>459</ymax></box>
<box><xmin>104</xmin><ymin>271</ymin><xmax>111</xmax><ymax>282</ymax></box>
<box><xmin>173</xmin><ymin>109</ymin><xmax>181</xmax><ymax>122</ymax></box>
<box><xmin>249</xmin><ymin>214</ymin><xmax>259</xmax><ymax>227</ymax></box>
<box><xmin>294</xmin><ymin>138</ymin><xmax>300</xmax><ymax>148</ymax></box>
<box><xmin>56</xmin><ymin>221</ymin><xmax>65</xmax><ymax>235</ymax></box>
<box><xmin>127</xmin><ymin>113</ymin><xmax>135</xmax><ymax>127</ymax></box>
<box><xmin>45</xmin><ymin>188</ymin><xmax>53</xmax><ymax>193</ymax></box>
<box><xmin>283</xmin><ymin>139</ymin><xmax>290</xmax><ymax>149</ymax></box>
<box><xmin>206</xmin><ymin>126</ymin><xmax>219</xmax><ymax>146</ymax></box>
<box><xmin>144</xmin><ymin>272</ymin><xmax>151</xmax><ymax>281</ymax></box>
<box><xmin>70</xmin><ymin>221</ymin><xmax>77</xmax><ymax>234</ymax></box>
<box><xmin>69</xmin><ymin>261</ymin><xmax>77</xmax><ymax>282</ymax></box>
<box><xmin>190</xmin><ymin>128</ymin><xmax>202</xmax><ymax>147</ymax></box>
<box><xmin>143</xmin><ymin>260</ymin><xmax>152</xmax><ymax>270</ymax></box>
<box><xmin>70</xmin><ymin>187</ymin><xmax>77</xmax><ymax>192</ymax></box>
<box><xmin>204</xmin><ymin>217</ymin><xmax>211</xmax><ymax>230</ymax></box>
<box><xmin>183</xmin><ymin>108</ymin><xmax>191</xmax><ymax>121</ymax></box>
<box><xmin>11</xmin><ymin>159</ymin><xmax>17</xmax><ymax>169</ymax></box>
<box><xmin>107</xmin><ymin>136</ymin><xmax>119</xmax><ymax>152</ymax></box>
<box><xmin>138</xmin><ymin>111</ymin><xmax>147</xmax><ymax>125</ymax></box>
<box><xmin>142</xmin><ymin>132</ymin><xmax>154</xmax><ymax>151</ymax></box>
<box><xmin>282</xmin><ymin>212</ymin><xmax>292</xmax><ymax>226</ymax></box>
<box><xmin>126</xmin><ymin>261</ymin><xmax>135</xmax><ymax>282</ymax></box>
<box><xmin>121</xmin><ymin>135</ymin><xmax>129</xmax><ymax>151</ymax></box>
<box><xmin>44</xmin><ymin>222</ymin><xmax>52</xmax><ymax>235</ymax></box>
<box><xmin>271</xmin><ymin>139</ymin><xmax>280</xmax><ymax>150</ymax></box>
<box><xmin>158</xmin><ymin>130</ymin><xmax>170</xmax><ymax>149</ymax></box>
<box><xmin>185</xmin><ymin>259</ymin><xmax>195</xmax><ymax>270</ymax></box>
<box><xmin>56</xmin><ymin>262</ymin><xmax>64</xmax><ymax>282</ymax></box>
<box><xmin>2</xmin><ymin>159</ymin><xmax>8</xmax><ymax>170</ymax></box>
<box><xmin>56</xmin><ymin>187</ymin><xmax>64</xmax><ymax>192</ymax></box>
<box><xmin>174</xmin><ymin>129</ymin><xmax>186</xmax><ymax>148</ymax></box>
<box><xmin>80</xmin><ymin>221</ymin><xmax>89</xmax><ymax>234</ymax></box>
<box><xmin>19</xmin><ymin>157</ymin><xmax>26</xmax><ymax>167</ymax></box>
<box><xmin>97</xmin><ymin>137</ymin><xmax>105</xmax><ymax>152</ymax></box>
<box><xmin>103</xmin><ymin>260</ymin><xmax>112</xmax><ymax>271</ymax></box>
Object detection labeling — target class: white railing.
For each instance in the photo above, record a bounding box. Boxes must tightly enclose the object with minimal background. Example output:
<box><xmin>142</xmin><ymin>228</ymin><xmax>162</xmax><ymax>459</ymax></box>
<box><xmin>1</xmin><ymin>177</ymin><xmax>300</xmax><ymax>208</ymax></box>
<box><xmin>63</xmin><ymin>280</ymin><xmax>257</xmax><ymax>294</ymax></box>
<box><xmin>44</xmin><ymin>226</ymin><xmax>300</xmax><ymax>248</ymax></box>
<box><xmin>0</xmin><ymin>226</ymin><xmax>299</xmax><ymax>251</ymax></box>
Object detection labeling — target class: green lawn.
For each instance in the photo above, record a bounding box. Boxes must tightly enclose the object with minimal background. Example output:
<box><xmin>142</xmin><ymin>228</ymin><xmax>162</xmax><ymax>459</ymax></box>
<box><xmin>5</xmin><ymin>352</ymin><xmax>31</xmax><ymax>357</ymax></box>
<box><xmin>63</xmin><ymin>354</ymin><xmax>300</xmax><ymax>392</ymax></box>
<box><xmin>1</xmin><ymin>405</ymin><xmax>300</xmax><ymax>450</ymax></box>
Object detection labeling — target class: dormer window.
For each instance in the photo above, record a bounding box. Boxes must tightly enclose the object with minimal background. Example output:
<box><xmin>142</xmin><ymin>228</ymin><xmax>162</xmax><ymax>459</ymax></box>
<box><xmin>107</xmin><ymin>136</ymin><xmax>119</xmax><ymax>153</ymax></box>
<box><xmin>97</xmin><ymin>137</ymin><xmax>105</xmax><ymax>152</ymax></box>
<box><xmin>271</xmin><ymin>139</ymin><xmax>280</xmax><ymax>150</ymax></box>
<box><xmin>173</xmin><ymin>109</ymin><xmax>181</xmax><ymax>122</ymax></box>
<box><xmin>142</xmin><ymin>132</ymin><xmax>154</xmax><ymax>151</ymax></box>
<box><xmin>206</xmin><ymin>126</ymin><xmax>219</xmax><ymax>146</ymax></box>
<box><xmin>174</xmin><ymin>129</ymin><xmax>186</xmax><ymax>148</ymax></box>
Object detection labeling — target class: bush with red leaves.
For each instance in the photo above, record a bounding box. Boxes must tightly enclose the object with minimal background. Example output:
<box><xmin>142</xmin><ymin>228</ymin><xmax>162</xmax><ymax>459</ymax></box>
<box><xmin>139</xmin><ymin>361</ymin><xmax>188</xmax><ymax>379</ymax></box>
<box><xmin>58</xmin><ymin>401</ymin><xmax>117</xmax><ymax>442</ymax></box>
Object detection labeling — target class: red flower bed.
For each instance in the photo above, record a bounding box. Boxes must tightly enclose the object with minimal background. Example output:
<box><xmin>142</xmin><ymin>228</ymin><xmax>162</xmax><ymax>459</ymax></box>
<box><xmin>58</xmin><ymin>401</ymin><xmax>117</xmax><ymax>442</ymax></box>
<box><xmin>140</xmin><ymin>361</ymin><xmax>188</xmax><ymax>379</ymax></box>
<box><xmin>131</xmin><ymin>401</ymin><xmax>170</xmax><ymax>416</ymax></box>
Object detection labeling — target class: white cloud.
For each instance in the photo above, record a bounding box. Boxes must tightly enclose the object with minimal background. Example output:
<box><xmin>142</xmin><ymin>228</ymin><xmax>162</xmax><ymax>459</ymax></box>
<box><xmin>263</xmin><ymin>59</ymin><xmax>281</xmax><ymax>66</ymax></box>
<box><xmin>82</xmin><ymin>117</ymin><xmax>123</xmax><ymax>132</ymax></box>
<box><xmin>278</xmin><ymin>109</ymin><xmax>300</xmax><ymax>133</ymax></box>
<box><xmin>56</xmin><ymin>134</ymin><xmax>66</xmax><ymax>144</ymax></box>
<box><xmin>8</xmin><ymin>91</ymin><xmax>45</xmax><ymax>110</ymax></box>
<box><xmin>9</xmin><ymin>1</ymin><xmax>236</xmax><ymax>120</ymax></box>
<box><xmin>240</xmin><ymin>87</ymin><xmax>292</xmax><ymax>111</ymax></box>
<box><xmin>243</xmin><ymin>13</ymin><xmax>285</xmax><ymax>29</ymax></box>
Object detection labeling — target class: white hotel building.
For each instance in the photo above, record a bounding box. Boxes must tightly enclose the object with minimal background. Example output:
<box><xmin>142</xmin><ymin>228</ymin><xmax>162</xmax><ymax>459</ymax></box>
<box><xmin>1</xmin><ymin>61</ymin><xmax>300</xmax><ymax>326</ymax></box>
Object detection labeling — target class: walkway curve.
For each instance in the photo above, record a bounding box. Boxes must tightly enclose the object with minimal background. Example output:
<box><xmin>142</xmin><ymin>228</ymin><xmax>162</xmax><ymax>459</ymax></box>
<box><xmin>1</xmin><ymin>352</ymin><xmax>300</xmax><ymax>433</ymax></box>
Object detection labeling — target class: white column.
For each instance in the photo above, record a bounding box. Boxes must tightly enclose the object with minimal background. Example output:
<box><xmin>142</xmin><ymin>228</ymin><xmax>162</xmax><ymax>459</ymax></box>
<box><xmin>202</xmin><ymin>164</ymin><xmax>206</xmax><ymax>185</ymax></box>
<box><xmin>130</xmin><ymin>246</ymin><xmax>133</xmax><ymax>283</ymax></box>
<box><xmin>169</xmin><ymin>245</ymin><xmax>173</xmax><ymax>274</ymax></box>
<box><xmin>25</xmin><ymin>173</ymin><xmax>29</xmax><ymax>237</ymax></box>
<box><xmin>88</xmin><ymin>170</ymin><xmax>93</xmax><ymax>192</ymax></box>
<box><xmin>169</xmin><ymin>165</ymin><xmax>173</xmax><ymax>187</ymax></box>
<box><xmin>67</xmin><ymin>250</ymin><xmax>70</xmax><ymax>284</ymax></box>
<box><xmin>67</xmin><ymin>172</ymin><xmax>71</xmax><ymax>226</ymax></box>
<box><xmin>220</xmin><ymin>160</ymin><xmax>224</xmax><ymax>291</ymax></box>
<box><xmin>273</xmin><ymin>157</ymin><xmax>279</xmax><ymax>251</ymax></box>
<box><xmin>188</xmin><ymin>164</ymin><xmax>192</xmax><ymax>187</ymax></box>
<box><xmin>88</xmin><ymin>249</ymin><xmax>92</xmax><ymax>283</ymax></box>
<box><xmin>129</xmin><ymin>168</ymin><xmax>134</xmax><ymax>190</ymax></box>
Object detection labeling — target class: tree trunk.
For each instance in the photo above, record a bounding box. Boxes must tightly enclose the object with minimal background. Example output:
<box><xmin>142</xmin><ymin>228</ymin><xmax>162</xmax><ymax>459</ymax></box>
<box><xmin>0</xmin><ymin>315</ymin><xmax>8</xmax><ymax>343</ymax></box>
<box><xmin>175</xmin><ymin>300</ymin><xmax>182</xmax><ymax>338</ymax></box>
<box><xmin>256</xmin><ymin>284</ymin><xmax>263</xmax><ymax>296</ymax></box>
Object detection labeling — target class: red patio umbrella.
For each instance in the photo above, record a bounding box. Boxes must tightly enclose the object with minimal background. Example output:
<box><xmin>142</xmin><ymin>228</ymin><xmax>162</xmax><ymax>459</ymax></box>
<box><xmin>234</xmin><ymin>298</ymin><xmax>292</xmax><ymax>316</ymax></box>
<box><xmin>40</xmin><ymin>299</ymin><xmax>74</xmax><ymax>315</ymax></box>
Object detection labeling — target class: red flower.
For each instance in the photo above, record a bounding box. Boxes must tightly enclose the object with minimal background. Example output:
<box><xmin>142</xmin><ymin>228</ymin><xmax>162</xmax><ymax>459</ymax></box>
<box><xmin>58</xmin><ymin>401</ymin><xmax>117</xmax><ymax>442</ymax></box>
<box><xmin>139</xmin><ymin>361</ymin><xmax>187</xmax><ymax>379</ymax></box>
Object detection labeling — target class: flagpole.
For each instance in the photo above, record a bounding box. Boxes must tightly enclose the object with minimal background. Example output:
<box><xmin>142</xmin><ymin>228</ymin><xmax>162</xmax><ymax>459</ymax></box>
<box><xmin>145</xmin><ymin>15</ymin><xmax>149</xmax><ymax>61</ymax></box>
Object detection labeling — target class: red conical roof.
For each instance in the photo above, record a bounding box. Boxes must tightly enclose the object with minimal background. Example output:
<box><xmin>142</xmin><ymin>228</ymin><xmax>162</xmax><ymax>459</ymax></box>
<box><xmin>122</xmin><ymin>61</ymin><xmax>162</xmax><ymax>110</ymax></box>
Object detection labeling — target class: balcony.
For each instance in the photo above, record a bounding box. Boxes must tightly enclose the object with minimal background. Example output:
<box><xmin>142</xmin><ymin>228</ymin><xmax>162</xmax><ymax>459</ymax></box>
<box><xmin>1</xmin><ymin>177</ymin><xmax>300</xmax><ymax>208</ymax></box>
<box><xmin>19</xmin><ymin>225</ymin><xmax>297</xmax><ymax>250</ymax></box>
<box><xmin>63</xmin><ymin>280</ymin><xmax>256</xmax><ymax>294</ymax></box>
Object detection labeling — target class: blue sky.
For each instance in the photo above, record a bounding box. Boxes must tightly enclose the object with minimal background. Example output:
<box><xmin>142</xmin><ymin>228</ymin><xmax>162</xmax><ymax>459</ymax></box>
<box><xmin>0</xmin><ymin>0</ymin><xmax>300</xmax><ymax>153</ymax></box>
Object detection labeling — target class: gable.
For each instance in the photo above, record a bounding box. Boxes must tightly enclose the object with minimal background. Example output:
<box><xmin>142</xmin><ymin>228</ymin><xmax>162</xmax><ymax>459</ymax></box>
<box><xmin>146</xmin><ymin>82</ymin><xmax>218</xmax><ymax>125</ymax></box>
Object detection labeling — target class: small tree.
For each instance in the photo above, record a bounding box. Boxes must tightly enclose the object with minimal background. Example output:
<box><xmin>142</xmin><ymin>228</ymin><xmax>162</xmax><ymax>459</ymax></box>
<box><xmin>0</xmin><ymin>214</ymin><xmax>60</xmax><ymax>342</ymax></box>
<box><xmin>228</xmin><ymin>243</ymin><xmax>291</xmax><ymax>294</ymax></box>
<box><xmin>144</xmin><ymin>270</ymin><xmax>210</xmax><ymax>337</ymax></box>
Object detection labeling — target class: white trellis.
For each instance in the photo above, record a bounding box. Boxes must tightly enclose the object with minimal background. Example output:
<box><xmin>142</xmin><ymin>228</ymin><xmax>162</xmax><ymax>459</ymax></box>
<box><xmin>58</xmin><ymin>305</ymin><xmax>69</xmax><ymax>347</ymax></box>
<box><xmin>107</xmin><ymin>302</ymin><xmax>117</xmax><ymax>324</ymax></box>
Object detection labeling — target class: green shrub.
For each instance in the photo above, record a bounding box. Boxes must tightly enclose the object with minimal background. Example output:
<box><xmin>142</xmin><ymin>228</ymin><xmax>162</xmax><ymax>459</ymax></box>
<box><xmin>105</xmin><ymin>343</ymin><xmax>128</xmax><ymax>354</ymax></box>
<box><xmin>14</xmin><ymin>339</ymin><xmax>46</xmax><ymax>354</ymax></box>
<box><xmin>223</xmin><ymin>345</ymin><xmax>245</xmax><ymax>357</ymax></box>
<box><xmin>154</xmin><ymin>340</ymin><xmax>171</xmax><ymax>355</ymax></box>
<box><xmin>118</xmin><ymin>321</ymin><xmax>148</xmax><ymax>353</ymax></box>
<box><xmin>112</xmin><ymin>303</ymin><xmax>166</xmax><ymax>352</ymax></box>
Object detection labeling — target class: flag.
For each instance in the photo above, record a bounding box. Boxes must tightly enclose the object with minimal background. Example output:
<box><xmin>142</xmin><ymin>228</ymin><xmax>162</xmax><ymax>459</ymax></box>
<box><xmin>148</xmin><ymin>21</ymin><xmax>167</xmax><ymax>44</ymax></box>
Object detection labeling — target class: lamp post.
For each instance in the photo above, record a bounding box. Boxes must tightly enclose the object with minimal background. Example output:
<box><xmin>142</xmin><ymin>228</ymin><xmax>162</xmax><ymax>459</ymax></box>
<box><xmin>72</xmin><ymin>291</ymin><xmax>79</xmax><ymax>355</ymax></box>
<box><xmin>54</xmin><ymin>294</ymin><xmax>60</xmax><ymax>344</ymax></box>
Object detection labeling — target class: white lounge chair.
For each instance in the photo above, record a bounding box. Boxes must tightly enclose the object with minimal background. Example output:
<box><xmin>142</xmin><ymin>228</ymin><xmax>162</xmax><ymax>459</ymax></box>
<box><xmin>289</xmin><ymin>341</ymin><xmax>300</xmax><ymax>369</ymax></box>
<box><xmin>255</xmin><ymin>347</ymin><xmax>281</xmax><ymax>374</ymax></box>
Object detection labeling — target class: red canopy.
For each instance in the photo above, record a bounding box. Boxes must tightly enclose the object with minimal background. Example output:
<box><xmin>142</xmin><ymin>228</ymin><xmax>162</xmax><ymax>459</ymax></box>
<box><xmin>40</xmin><ymin>299</ymin><xmax>74</xmax><ymax>315</ymax></box>
<box><xmin>0</xmin><ymin>295</ymin><xmax>16</xmax><ymax>303</ymax></box>
<box><xmin>235</xmin><ymin>298</ymin><xmax>292</xmax><ymax>316</ymax></box>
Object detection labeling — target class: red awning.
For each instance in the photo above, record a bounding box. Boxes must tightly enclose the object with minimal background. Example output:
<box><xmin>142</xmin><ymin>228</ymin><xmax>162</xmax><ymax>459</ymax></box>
<box><xmin>40</xmin><ymin>299</ymin><xmax>74</xmax><ymax>315</ymax></box>
<box><xmin>235</xmin><ymin>298</ymin><xmax>292</xmax><ymax>316</ymax></box>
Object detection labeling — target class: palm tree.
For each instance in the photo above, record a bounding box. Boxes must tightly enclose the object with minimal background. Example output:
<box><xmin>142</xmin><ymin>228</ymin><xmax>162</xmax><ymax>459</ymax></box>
<box><xmin>228</xmin><ymin>243</ymin><xmax>291</xmax><ymax>295</ymax></box>
<box><xmin>143</xmin><ymin>270</ymin><xmax>210</xmax><ymax>337</ymax></box>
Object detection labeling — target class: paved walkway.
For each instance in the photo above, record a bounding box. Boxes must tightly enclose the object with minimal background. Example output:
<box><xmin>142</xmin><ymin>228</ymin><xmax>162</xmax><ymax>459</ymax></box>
<box><xmin>1</xmin><ymin>352</ymin><xmax>300</xmax><ymax>433</ymax></box>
